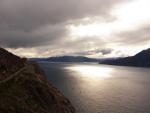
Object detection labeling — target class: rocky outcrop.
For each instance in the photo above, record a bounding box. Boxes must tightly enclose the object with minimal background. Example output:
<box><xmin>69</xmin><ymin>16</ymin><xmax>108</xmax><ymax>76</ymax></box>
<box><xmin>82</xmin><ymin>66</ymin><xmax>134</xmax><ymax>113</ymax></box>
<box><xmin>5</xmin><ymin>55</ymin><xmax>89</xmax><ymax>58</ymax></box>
<box><xmin>0</xmin><ymin>48</ymin><xmax>75</xmax><ymax>113</ymax></box>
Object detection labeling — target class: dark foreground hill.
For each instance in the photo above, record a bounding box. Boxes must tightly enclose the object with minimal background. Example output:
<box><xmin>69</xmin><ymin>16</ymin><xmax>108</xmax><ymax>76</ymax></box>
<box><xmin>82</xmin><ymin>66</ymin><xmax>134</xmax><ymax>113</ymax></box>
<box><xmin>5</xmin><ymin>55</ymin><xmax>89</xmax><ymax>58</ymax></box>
<box><xmin>0</xmin><ymin>48</ymin><xmax>75</xmax><ymax>113</ymax></box>
<box><xmin>100</xmin><ymin>48</ymin><xmax>150</xmax><ymax>67</ymax></box>
<box><xmin>0</xmin><ymin>47</ymin><xmax>27</xmax><ymax>80</ymax></box>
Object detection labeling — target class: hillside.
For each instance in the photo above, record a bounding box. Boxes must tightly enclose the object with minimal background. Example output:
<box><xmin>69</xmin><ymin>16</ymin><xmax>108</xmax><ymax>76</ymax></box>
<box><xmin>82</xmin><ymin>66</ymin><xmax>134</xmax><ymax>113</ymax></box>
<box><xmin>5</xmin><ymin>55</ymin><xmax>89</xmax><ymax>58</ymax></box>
<box><xmin>0</xmin><ymin>48</ymin><xmax>75</xmax><ymax>113</ymax></box>
<box><xmin>100</xmin><ymin>48</ymin><xmax>150</xmax><ymax>67</ymax></box>
<box><xmin>0</xmin><ymin>47</ymin><xmax>26</xmax><ymax>80</ymax></box>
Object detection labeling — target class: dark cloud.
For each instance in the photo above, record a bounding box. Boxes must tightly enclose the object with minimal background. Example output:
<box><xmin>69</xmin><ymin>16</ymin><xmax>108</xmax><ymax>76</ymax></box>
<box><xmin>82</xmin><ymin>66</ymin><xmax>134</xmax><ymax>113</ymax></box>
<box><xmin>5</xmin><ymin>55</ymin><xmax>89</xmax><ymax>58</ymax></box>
<box><xmin>2</xmin><ymin>0</ymin><xmax>149</xmax><ymax>58</ymax></box>
<box><xmin>0</xmin><ymin>24</ymin><xmax>67</xmax><ymax>48</ymax></box>
<box><xmin>0</xmin><ymin>0</ymin><xmax>126</xmax><ymax>48</ymax></box>
<box><xmin>0</xmin><ymin>0</ymin><xmax>123</xmax><ymax>27</ymax></box>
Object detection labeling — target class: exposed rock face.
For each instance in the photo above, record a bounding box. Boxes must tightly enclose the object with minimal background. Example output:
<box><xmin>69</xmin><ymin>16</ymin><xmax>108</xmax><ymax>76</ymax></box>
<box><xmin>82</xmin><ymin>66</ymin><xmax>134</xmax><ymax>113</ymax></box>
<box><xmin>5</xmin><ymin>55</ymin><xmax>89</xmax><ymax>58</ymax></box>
<box><xmin>0</xmin><ymin>48</ymin><xmax>75</xmax><ymax>113</ymax></box>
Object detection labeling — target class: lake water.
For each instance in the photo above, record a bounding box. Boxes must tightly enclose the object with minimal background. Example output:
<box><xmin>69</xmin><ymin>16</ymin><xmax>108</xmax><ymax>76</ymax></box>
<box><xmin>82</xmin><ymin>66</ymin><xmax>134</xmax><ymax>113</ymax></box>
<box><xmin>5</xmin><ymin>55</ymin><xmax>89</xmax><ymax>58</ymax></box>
<box><xmin>39</xmin><ymin>62</ymin><xmax>150</xmax><ymax>113</ymax></box>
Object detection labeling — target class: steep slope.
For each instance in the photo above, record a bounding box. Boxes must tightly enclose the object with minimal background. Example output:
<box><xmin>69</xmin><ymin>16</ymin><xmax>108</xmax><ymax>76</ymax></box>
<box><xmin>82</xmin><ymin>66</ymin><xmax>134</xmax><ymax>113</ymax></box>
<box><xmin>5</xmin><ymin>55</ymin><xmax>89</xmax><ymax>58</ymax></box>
<box><xmin>100</xmin><ymin>48</ymin><xmax>150</xmax><ymax>67</ymax></box>
<box><xmin>0</xmin><ymin>47</ymin><xmax>26</xmax><ymax>80</ymax></box>
<box><xmin>0</xmin><ymin>48</ymin><xmax>75</xmax><ymax>113</ymax></box>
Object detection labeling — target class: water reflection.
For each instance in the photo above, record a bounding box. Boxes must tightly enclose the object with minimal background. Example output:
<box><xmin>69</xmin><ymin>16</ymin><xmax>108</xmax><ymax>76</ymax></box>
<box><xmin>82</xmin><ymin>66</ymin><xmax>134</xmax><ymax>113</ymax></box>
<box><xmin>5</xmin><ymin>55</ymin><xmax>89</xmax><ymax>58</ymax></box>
<box><xmin>65</xmin><ymin>65</ymin><xmax>113</xmax><ymax>78</ymax></box>
<box><xmin>40</xmin><ymin>63</ymin><xmax>150</xmax><ymax>113</ymax></box>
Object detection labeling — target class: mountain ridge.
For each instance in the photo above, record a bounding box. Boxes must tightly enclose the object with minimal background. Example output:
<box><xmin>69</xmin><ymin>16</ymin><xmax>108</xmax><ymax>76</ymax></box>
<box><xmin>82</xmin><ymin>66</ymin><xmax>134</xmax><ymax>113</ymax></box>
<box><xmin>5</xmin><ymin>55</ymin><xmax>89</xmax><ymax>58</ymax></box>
<box><xmin>29</xmin><ymin>55</ymin><xmax>114</xmax><ymax>63</ymax></box>
<box><xmin>100</xmin><ymin>48</ymin><xmax>150</xmax><ymax>67</ymax></box>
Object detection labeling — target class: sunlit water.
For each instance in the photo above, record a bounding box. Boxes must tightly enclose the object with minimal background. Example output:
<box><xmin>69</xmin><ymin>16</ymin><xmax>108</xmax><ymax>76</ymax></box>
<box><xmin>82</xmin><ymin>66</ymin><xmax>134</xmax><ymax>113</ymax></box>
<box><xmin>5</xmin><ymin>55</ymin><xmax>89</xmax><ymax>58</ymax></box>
<box><xmin>39</xmin><ymin>62</ymin><xmax>150</xmax><ymax>113</ymax></box>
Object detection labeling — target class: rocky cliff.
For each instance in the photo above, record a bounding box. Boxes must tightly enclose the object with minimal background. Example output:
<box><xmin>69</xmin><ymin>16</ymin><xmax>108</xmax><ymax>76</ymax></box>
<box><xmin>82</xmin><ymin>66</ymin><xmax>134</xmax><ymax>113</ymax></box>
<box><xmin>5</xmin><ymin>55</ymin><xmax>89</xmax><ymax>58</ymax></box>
<box><xmin>0</xmin><ymin>48</ymin><xmax>75</xmax><ymax>113</ymax></box>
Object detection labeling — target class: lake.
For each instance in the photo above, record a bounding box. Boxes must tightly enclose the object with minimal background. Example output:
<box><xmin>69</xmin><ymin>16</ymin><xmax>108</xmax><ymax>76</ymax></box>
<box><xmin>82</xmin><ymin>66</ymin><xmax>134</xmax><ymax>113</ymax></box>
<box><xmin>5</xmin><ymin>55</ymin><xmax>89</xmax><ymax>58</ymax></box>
<box><xmin>39</xmin><ymin>62</ymin><xmax>150</xmax><ymax>113</ymax></box>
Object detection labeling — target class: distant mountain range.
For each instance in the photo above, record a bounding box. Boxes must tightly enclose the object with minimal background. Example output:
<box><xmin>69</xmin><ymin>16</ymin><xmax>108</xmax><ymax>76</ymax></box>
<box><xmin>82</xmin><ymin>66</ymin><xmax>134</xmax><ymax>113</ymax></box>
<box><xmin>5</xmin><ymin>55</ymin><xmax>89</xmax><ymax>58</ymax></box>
<box><xmin>29</xmin><ymin>56</ymin><xmax>111</xmax><ymax>62</ymax></box>
<box><xmin>29</xmin><ymin>48</ymin><xmax>150</xmax><ymax>67</ymax></box>
<box><xmin>100</xmin><ymin>48</ymin><xmax>150</xmax><ymax>67</ymax></box>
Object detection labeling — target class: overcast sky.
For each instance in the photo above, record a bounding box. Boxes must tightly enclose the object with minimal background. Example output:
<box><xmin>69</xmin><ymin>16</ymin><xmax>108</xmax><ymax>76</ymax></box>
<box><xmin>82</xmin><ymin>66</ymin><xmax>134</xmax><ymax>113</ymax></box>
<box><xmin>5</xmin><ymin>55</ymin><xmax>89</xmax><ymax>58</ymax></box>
<box><xmin>0</xmin><ymin>0</ymin><xmax>150</xmax><ymax>58</ymax></box>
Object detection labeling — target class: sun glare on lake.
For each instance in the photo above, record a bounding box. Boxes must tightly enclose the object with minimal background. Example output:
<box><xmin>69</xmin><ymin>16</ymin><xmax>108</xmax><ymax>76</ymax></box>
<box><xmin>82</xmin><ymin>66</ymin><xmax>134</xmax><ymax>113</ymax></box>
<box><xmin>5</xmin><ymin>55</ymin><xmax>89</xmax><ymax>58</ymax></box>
<box><xmin>65</xmin><ymin>65</ymin><xmax>113</xmax><ymax>78</ymax></box>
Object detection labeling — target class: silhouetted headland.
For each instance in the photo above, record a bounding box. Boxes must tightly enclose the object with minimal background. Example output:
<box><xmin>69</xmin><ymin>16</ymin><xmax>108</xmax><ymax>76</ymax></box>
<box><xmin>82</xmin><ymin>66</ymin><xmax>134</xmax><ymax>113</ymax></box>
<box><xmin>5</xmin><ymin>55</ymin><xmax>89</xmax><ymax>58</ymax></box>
<box><xmin>0</xmin><ymin>47</ymin><xmax>75</xmax><ymax>113</ymax></box>
<box><xmin>100</xmin><ymin>48</ymin><xmax>150</xmax><ymax>67</ymax></box>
